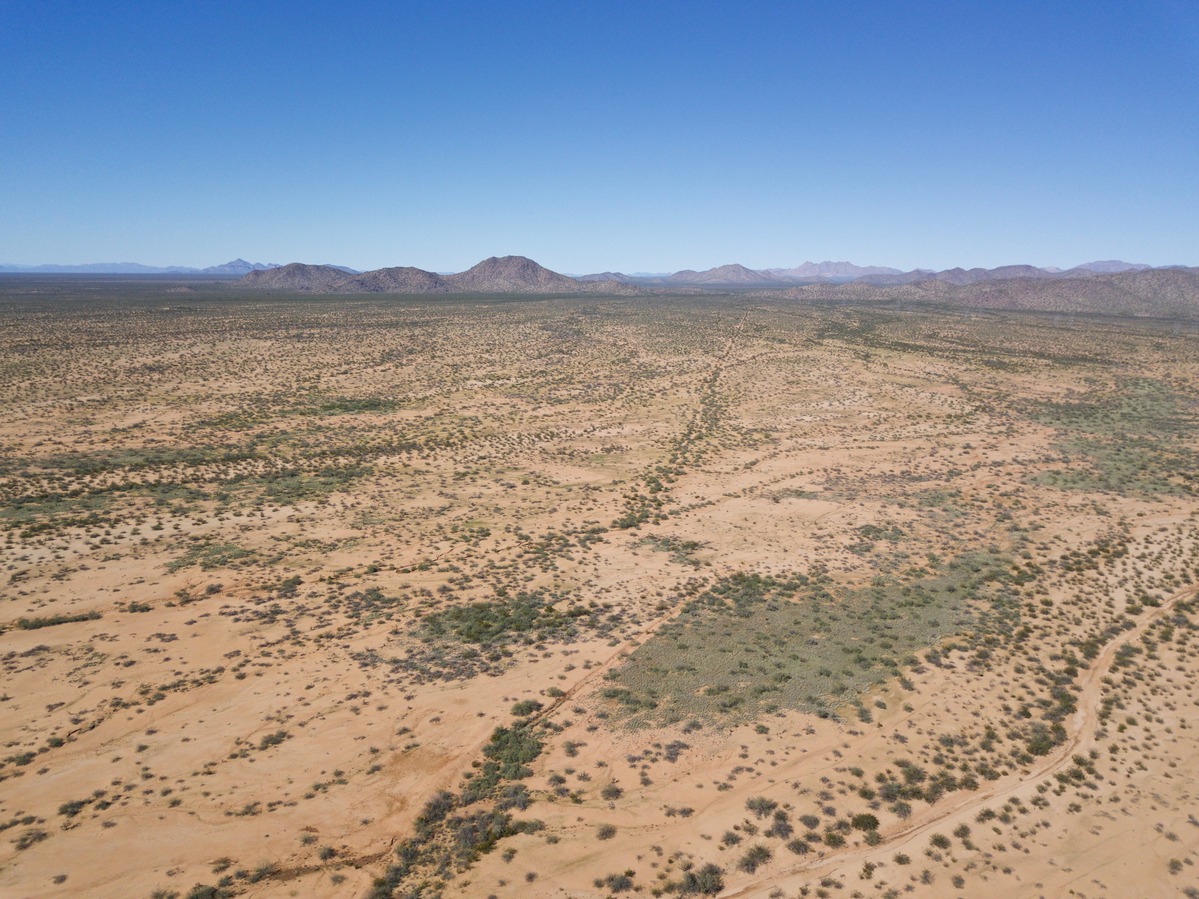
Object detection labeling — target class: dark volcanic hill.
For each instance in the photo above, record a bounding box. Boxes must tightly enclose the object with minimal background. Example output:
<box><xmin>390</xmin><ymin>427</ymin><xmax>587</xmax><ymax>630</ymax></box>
<box><xmin>239</xmin><ymin>263</ymin><xmax>352</xmax><ymax>292</ymax></box>
<box><xmin>442</xmin><ymin>256</ymin><xmax>583</xmax><ymax>293</ymax></box>
<box><xmin>346</xmin><ymin>266</ymin><xmax>450</xmax><ymax>293</ymax></box>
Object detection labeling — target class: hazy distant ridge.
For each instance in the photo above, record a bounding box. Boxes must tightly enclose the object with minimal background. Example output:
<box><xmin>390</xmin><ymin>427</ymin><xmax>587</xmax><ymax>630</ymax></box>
<box><xmin>3</xmin><ymin>257</ymin><xmax>1166</xmax><ymax>285</ymax></box>
<box><xmin>579</xmin><ymin>259</ymin><xmax>1163</xmax><ymax>288</ymax></box>
<box><xmin>0</xmin><ymin>258</ymin><xmax>284</xmax><ymax>275</ymax></box>
<box><xmin>765</xmin><ymin>261</ymin><xmax>906</xmax><ymax>280</ymax></box>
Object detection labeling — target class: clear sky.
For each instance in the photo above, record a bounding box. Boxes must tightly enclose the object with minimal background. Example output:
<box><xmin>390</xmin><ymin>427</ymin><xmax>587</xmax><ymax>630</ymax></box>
<box><xmin>2</xmin><ymin>0</ymin><xmax>1197</xmax><ymax>273</ymax></box>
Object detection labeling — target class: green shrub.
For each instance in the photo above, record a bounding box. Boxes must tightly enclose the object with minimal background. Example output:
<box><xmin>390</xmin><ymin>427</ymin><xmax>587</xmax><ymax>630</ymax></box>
<box><xmin>746</xmin><ymin>796</ymin><xmax>778</xmax><ymax>818</ymax></box>
<box><xmin>601</xmin><ymin>783</ymin><xmax>623</xmax><ymax>801</ymax></box>
<box><xmin>678</xmin><ymin>863</ymin><xmax>723</xmax><ymax>894</ymax></box>
<box><xmin>16</xmin><ymin>611</ymin><xmax>101</xmax><ymax>630</ymax></box>
<box><xmin>850</xmin><ymin>812</ymin><xmax>879</xmax><ymax>831</ymax></box>
<box><xmin>737</xmin><ymin>844</ymin><xmax>772</xmax><ymax>873</ymax></box>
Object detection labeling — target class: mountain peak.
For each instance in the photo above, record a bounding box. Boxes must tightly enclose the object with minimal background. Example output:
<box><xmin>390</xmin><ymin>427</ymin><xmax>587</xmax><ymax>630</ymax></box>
<box><xmin>443</xmin><ymin>256</ymin><xmax>581</xmax><ymax>292</ymax></box>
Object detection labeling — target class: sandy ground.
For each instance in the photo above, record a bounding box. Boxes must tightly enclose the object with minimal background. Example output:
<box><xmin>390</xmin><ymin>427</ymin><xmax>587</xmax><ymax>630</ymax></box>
<box><xmin>0</xmin><ymin>290</ymin><xmax>1197</xmax><ymax>898</ymax></box>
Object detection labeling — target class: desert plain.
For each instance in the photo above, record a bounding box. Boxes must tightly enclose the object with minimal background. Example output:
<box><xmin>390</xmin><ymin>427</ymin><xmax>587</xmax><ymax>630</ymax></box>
<box><xmin>1</xmin><ymin>280</ymin><xmax>1197</xmax><ymax>898</ymax></box>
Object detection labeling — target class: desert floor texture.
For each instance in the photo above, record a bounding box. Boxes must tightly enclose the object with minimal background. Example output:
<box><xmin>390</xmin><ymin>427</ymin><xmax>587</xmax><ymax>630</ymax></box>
<box><xmin>1</xmin><ymin>283</ymin><xmax>1197</xmax><ymax>898</ymax></box>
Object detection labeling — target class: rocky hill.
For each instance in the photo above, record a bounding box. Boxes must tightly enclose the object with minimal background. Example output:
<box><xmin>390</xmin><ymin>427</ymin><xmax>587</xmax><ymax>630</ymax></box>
<box><xmin>663</xmin><ymin>263</ymin><xmax>791</xmax><ymax>287</ymax></box>
<box><xmin>945</xmin><ymin>266</ymin><xmax>1199</xmax><ymax>317</ymax></box>
<box><xmin>238</xmin><ymin>263</ymin><xmax>352</xmax><ymax>292</ymax></box>
<box><xmin>575</xmin><ymin>271</ymin><xmax>643</xmax><ymax>285</ymax></box>
<box><xmin>442</xmin><ymin>256</ymin><xmax>587</xmax><ymax>293</ymax></box>
<box><xmin>773</xmin><ymin>267</ymin><xmax>1199</xmax><ymax>318</ymax></box>
<box><xmin>346</xmin><ymin>266</ymin><xmax>451</xmax><ymax>293</ymax></box>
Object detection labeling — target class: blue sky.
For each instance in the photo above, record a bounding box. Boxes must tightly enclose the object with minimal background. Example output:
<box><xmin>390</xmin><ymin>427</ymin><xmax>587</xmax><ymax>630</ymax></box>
<box><xmin>2</xmin><ymin>0</ymin><xmax>1196</xmax><ymax>272</ymax></box>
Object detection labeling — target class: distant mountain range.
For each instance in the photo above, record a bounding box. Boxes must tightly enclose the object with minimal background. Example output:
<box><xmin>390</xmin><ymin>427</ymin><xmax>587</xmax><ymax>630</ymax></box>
<box><xmin>5</xmin><ymin>254</ymin><xmax>1196</xmax><ymax>317</ymax></box>
<box><xmin>0</xmin><ymin>258</ymin><xmax>292</xmax><ymax>275</ymax></box>
<box><xmin>577</xmin><ymin>259</ymin><xmax>1163</xmax><ymax>288</ymax></box>
<box><xmin>1</xmin><ymin>257</ymin><xmax>1168</xmax><ymax>286</ymax></box>
<box><xmin>1</xmin><ymin>256</ymin><xmax>1169</xmax><ymax>286</ymax></box>
<box><xmin>236</xmin><ymin>256</ymin><xmax>1199</xmax><ymax>319</ymax></box>
<box><xmin>239</xmin><ymin>257</ymin><xmax>1178</xmax><ymax>295</ymax></box>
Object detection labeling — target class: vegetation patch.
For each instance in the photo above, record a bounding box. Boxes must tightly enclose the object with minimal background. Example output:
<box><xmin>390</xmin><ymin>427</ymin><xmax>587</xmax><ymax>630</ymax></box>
<box><xmin>603</xmin><ymin>556</ymin><xmax>1011</xmax><ymax>725</ymax></box>
<box><xmin>1031</xmin><ymin>379</ymin><xmax>1198</xmax><ymax>496</ymax></box>
<box><xmin>369</xmin><ymin>720</ymin><xmax>546</xmax><ymax>898</ymax></box>
<box><xmin>0</xmin><ymin>481</ymin><xmax>212</xmax><ymax>537</ymax></box>
<box><xmin>227</xmin><ymin>463</ymin><xmax>372</xmax><ymax>505</ymax></box>
<box><xmin>36</xmin><ymin>444</ymin><xmax>257</xmax><ymax>477</ymax></box>
<box><xmin>166</xmin><ymin>540</ymin><xmax>257</xmax><ymax>572</ymax></box>
<box><xmin>350</xmin><ymin>590</ymin><xmax>621</xmax><ymax>683</ymax></box>
<box><xmin>15</xmin><ymin>611</ymin><xmax>101</xmax><ymax>630</ymax></box>
<box><xmin>640</xmin><ymin>534</ymin><xmax>707</xmax><ymax>566</ymax></box>
<box><xmin>307</xmin><ymin>396</ymin><xmax>400</xmax><ymax>416</ymax></box>
<box><xmin>0</xmin><ymin>491</ymin><xmax>114</xmax><ymax>537</ymax></box>
<box><xmin>419</xmin><ymin>590</ymin><xmax>615</xmax><ymax>648</ymax></box>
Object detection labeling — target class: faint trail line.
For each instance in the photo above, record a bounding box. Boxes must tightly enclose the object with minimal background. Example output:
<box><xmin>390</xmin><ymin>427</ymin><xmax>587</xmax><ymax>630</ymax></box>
<box><xmin>536</xmin><ymin>313</ymin><xmax>755</xmax><ymax>753</ymax></box>
<box><xmin>291</xmin><ymin>307</ymin><xmax>754</xmax><ymax>890</ymax></box>
<box><xmin>722</xmin><ymin>582</ymin><xmax>1198</xmax><ymax>897</ymax></box>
